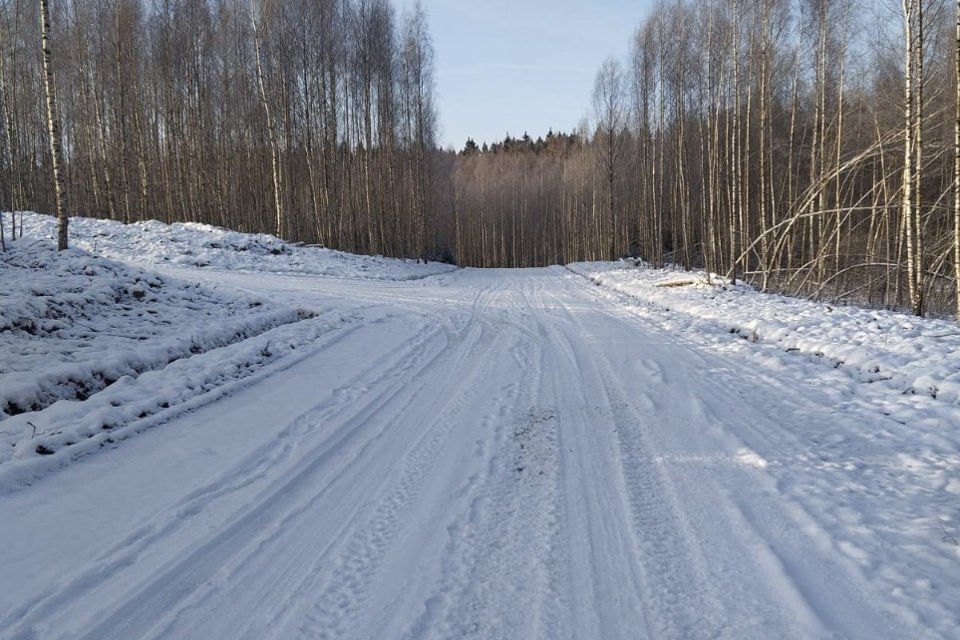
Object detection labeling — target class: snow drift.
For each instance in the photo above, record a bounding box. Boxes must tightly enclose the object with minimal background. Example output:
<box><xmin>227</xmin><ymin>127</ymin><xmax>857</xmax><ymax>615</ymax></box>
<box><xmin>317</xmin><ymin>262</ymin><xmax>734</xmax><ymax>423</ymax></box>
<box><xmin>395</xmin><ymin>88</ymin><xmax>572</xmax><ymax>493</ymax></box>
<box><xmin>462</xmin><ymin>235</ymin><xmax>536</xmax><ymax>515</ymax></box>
<box><xmin>16</xmin><ymin>212</ymin><xmax>457</xmax><ymax>280</ymax></box>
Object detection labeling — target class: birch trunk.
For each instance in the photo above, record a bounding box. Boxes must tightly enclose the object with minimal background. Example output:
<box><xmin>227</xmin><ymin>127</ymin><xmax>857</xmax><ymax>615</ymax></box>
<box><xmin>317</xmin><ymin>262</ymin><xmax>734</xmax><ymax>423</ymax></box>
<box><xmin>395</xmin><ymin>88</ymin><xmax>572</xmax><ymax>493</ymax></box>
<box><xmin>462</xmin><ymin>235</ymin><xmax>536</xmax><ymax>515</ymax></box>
<box><xmin>40</xmin><ymin>0</ymin><xmax>67</xmax><ymax>250</ymax></box>
<box><xmin>252</xmin><ymin>4</ymin><xmax>284</xmax><ymax>239</ymax></box>
<box><xmin>955</xmin><ymin>0</ymin><xmax>960</xmax><ymax>319</ymax></box>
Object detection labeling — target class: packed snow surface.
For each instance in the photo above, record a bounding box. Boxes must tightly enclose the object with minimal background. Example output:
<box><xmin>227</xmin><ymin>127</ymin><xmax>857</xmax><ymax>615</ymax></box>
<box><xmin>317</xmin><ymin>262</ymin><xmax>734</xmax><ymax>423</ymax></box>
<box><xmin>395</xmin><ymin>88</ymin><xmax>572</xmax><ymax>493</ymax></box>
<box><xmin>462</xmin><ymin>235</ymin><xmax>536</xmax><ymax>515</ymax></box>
<box><xmin>1</xmin><ymin>220</ymin><xmax>959</xmax><ymax>639</ymax></box>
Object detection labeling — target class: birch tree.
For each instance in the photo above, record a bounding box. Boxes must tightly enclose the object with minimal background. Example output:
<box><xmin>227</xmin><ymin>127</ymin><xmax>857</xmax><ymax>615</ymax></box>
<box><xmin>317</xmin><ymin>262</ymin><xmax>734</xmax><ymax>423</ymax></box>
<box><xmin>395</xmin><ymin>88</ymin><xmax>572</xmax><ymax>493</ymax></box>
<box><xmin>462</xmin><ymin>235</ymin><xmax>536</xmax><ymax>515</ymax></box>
<box><xmin>593</xmin><ymin>58</ymin><xmax>626</xmax><ymax>260</ymax></box>
<box><xmin>40</xmin><ymin>0</ymin><xmax>67</xmax><ymax>250</ymax></box>
<box><xmin>251</xmin><ymin>0</ymin><xmax>284</xmax><ymax>239</ymax></box>
<box><xmin>955</xmin><ymin>0</ymin><xmax>959</xmax><ymax>318</ymax></box>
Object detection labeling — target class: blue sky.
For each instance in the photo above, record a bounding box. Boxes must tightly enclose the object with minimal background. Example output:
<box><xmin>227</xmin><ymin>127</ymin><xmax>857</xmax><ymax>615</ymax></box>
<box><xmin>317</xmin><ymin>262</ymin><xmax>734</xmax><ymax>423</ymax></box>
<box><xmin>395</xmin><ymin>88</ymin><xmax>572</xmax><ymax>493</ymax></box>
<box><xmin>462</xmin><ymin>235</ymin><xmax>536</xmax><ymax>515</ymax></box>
<box><xmin>399</xmin><ymin>0</ymin><xmax>653</xmax><ymax>150</ymax></box>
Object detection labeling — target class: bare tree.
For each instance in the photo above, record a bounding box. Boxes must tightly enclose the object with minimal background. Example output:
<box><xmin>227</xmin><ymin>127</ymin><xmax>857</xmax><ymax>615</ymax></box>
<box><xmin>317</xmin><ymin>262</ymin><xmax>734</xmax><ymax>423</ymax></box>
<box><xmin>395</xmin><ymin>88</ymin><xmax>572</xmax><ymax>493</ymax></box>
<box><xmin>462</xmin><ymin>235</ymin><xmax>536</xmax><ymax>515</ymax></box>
<box><xmin>40</xmin><ymin>0</ymin><xmax>67</xmax><ymax>250</ymax></box>
<box><xmin>593</xmin><ymin>58</ymin><xmax>626</xmax><ymax>259</ymax></box>
<box><xmin>955</xmin><ymin>0</ymin><xmax>960</xmax><ymax>318</ymax></box>
<box><xmin>251</xmin><ymin>0</ymin><xmax>284</xmax><ymax>239</ymax></box>
<box><xmin>5</xmin><ymin>0</ymin><xmax>960</xmax><ymax>316</ymax></box>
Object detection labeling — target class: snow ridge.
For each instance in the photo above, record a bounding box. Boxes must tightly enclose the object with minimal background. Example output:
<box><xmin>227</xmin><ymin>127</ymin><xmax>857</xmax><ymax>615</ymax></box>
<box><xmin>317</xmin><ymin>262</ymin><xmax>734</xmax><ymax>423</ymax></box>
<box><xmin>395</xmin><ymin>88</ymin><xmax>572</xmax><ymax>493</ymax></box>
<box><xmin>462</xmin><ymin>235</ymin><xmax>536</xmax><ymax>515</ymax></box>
<box><xmin>1</xmin><ymin>241</ymin><xmax>312</xmax><ymax>421</ymax></box>
<box><xmin>568</xmin><ymin>261</ymin><xmax>960</xmax><ymax>427</ymax></box>
<box><xmin>16</xmin><ymin>212</ymin><xmax>458</xmax><ymax>280</ymax></box>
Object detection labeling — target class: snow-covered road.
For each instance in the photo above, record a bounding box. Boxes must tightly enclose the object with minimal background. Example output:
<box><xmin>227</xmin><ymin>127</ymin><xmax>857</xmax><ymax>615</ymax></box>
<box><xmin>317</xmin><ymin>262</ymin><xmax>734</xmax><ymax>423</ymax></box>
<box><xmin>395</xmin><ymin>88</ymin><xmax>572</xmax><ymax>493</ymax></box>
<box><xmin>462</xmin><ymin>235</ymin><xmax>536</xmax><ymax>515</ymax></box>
<box><xmin>2</xmin><ymin>267</ymin><xmax>958</xmax><ymax>639</ymax></box>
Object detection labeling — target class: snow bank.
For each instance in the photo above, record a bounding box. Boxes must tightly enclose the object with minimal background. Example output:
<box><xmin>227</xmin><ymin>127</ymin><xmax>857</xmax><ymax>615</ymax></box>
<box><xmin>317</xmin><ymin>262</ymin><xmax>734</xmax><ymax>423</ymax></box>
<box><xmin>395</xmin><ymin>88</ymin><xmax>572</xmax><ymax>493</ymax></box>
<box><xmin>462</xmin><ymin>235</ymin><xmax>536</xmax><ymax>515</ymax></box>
<box><xmin>17</xmin><ymin>212</ymin><xmax>457</xmax><ymax>280</ymax></box>
<box><xmin>568</xmin><ymin>261</ymin><xmax>960</xmax><ymax>426</ymax></box>
<box><xmin>0</xmin><ymin>233</ymin><xmax>369</xmax><ymax>486</ymax></box>
<box><xmin>0</xmin><ymin>240</ymin><xmax>310</xmax><ymax>422</ymax></box>
<box><xmin>1</xmin><ymin>211</ymin><xmax>449</xmax><ymax>483</ymax></box>
<box><xmin>0</xmin><ymin>309</ymin><xmax>358</xmax><ymax>491</ymax></box>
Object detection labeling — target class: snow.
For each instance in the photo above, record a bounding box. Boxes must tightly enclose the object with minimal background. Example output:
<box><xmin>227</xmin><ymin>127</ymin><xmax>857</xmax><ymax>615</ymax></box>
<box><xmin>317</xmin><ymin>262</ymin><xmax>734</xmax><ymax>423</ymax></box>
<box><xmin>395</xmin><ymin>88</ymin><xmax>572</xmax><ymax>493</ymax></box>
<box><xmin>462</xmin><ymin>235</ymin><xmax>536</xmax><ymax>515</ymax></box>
<box><xmin>568</xmin><ymin>260</ymin><xmax>960</xmax><ymax>423</ymax></box>
<box><xmin>0</xmin><ymin>241</ymin><xmax>309</xmax><ymax>426</ymax></box>
<box><xmin>0</xmin><ymin>306</ymin><xmax>359</xmax><ymax>488</ymax></box>
<box><xmin>17</xmin><ymin>212</ymin><xmax>458</xmax><ymax>280</ymax></box>
<box><xmin>1</xmin><ymin>214</ymin><xmax>453</xmax><ymax>479</ymax></box>
<box><xmin>1</xmin><ymin>221</ymin><xmax>959</xmax><ymax>639</ymax></box>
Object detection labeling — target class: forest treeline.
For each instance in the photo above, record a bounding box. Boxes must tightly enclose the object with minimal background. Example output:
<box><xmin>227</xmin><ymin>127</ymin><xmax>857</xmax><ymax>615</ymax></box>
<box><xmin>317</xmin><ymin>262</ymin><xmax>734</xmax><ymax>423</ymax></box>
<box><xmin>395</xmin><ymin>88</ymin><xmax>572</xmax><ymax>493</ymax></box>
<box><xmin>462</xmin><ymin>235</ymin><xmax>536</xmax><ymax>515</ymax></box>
<box><xmin>452</xmin><ymin>0</ymin><xmax>960</xmax><ymax>317</ymax></box>
<box><xmin>3</xmin><ymin>0</ymin><xmax>960</xmax><ymax>316</ymax></box>
<box><xmin>1</xmin><ymin>0</ymin><xmax>442</xmax><ymax>259</ymax></box>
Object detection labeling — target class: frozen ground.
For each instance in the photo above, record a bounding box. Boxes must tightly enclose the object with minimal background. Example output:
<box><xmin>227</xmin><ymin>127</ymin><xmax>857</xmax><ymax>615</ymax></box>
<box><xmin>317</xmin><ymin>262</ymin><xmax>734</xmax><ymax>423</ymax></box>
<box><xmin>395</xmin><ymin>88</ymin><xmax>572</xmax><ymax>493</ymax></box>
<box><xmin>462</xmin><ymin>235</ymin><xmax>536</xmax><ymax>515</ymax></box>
<box><xmin>1</xmin><ymin>220</ymin><xmax>959</xmax><ymax>639</ymax></box>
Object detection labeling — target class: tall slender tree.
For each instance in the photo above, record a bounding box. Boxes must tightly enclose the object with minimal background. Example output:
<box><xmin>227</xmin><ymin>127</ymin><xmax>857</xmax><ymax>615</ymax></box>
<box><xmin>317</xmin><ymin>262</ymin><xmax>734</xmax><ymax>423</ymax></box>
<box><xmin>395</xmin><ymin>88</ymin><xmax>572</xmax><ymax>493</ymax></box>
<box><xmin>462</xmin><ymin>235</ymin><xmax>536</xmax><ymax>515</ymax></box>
<box><xmin>251</xmin><ymin>0</ymin><xmax>284</xmax><ymax>239</ymax></box>
<box><xmin>40</xmin><ymin>0</ymin><xmax>67</xmax><ymax>250</ymax></box>
<box><xmin>955</xmin><ymin>0</ymin><xmax>960</xmax><ymax>318</ymax></box>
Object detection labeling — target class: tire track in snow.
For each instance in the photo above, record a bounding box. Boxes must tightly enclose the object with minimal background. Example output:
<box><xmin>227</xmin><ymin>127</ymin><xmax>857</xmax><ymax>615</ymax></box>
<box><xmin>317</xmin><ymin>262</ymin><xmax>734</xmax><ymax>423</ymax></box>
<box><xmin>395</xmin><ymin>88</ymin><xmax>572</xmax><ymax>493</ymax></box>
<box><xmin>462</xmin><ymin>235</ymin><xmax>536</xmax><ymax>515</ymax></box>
<box><xmin>557</xmin><ymin>271</ymin><xmax>930</xmax><ymax>638</ymax></box>
<box><xmin>12</xmin><ymin>314</ymin><xmax>450</xmax><ymax>640</ymax></box>
<box><xmin>551</xmin><ymin>297</ymin><xmax>726</xmax><ymax>637</ymax></box>
<box><xmin>292</xmin><ymin>318</ymin><xmax>493</xmax><ymax>638</ymax></box>
<box><xmin>536</xmin><ymin>315</ymin><xmax>651</xmax><ymax>639</ymax></box>
<box><xmin>141</xmin><ymin>278</ymin><xmax>510</xmax><ymax>640</ymax></box>
<box><xmin>546</xmin><ymin>279</ymin><xmax>821</xmax><ymax>637</ymax></box>
<box><xmin>656</xmin><ymin>353</ymin><xmax>953</xmax><ymax>637</ymax></box>
<box><xmin>401</xmin><ymin>275</ymin><xmax>561</xmax><ymax>640</ymax></box>
<box><xmin>0</xmin><ymin>314</ymin><xmax>395</xmax><ymax>633</ymax></box>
